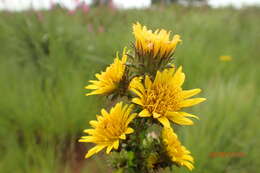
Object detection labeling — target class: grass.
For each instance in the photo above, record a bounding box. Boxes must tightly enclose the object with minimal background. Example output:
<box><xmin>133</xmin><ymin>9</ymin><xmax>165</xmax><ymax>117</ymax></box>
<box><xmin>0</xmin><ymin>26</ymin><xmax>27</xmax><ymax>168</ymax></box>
<box><xmin>0</xmin><ymin>5</ymin><xmax>259</xmax><ymax>173</ymax></box>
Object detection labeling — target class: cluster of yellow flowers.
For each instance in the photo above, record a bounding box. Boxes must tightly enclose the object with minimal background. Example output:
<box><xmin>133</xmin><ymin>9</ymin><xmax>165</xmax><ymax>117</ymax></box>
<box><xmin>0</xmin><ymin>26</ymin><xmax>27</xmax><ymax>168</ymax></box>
<box><xmin>79</xmin><ymin>22</ymin><xmax>206</xmax><ymax>172</ymax></box>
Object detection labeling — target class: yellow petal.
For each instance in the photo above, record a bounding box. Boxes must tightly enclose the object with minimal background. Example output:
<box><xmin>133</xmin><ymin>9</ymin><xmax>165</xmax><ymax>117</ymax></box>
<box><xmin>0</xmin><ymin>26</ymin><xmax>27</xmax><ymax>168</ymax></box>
<box><xmin>166</xmin><ymin>112</ymin><xmax>194</xmax><ymax>125</ymax></box>
<box><xmin>172</xmin><ymin>66</ymin><xmax>185</xmax><ymax>87</ymax></box>
<box><xmin>179</xmin><ymin>112</ymin><xmax>199</xmax><ymax>120</ymax></box>
<box><xmin>119</xmin><ymin>134</ymin><xmax>126</xmax><ymax>140</ymax></box>
<box><xmin>85</xmin><ymin>145</ymin><xmax>106</xmax><ymax>159</ymax></box>
<box><xmin>85</xmin><ymin>90</ymin><xmax>102</xmax><ymax>96</ymax></box>
<box><xmin>180</xmin><ymin>98</ymin><xmax>206</xmax><ymax>108</ymax></box>
<box><xmin>153</xmin><ymin>112</ymin><xmax>161</xmax><ymax>118</ymax></box>
<box><xmin>78</xmin><ymin>136</ymin><xmax>95</xmax><ymax>143</ymax></box>
<box><xmin>139</xmin><ymin>109</ymin><xmax>151</xmax><ymax>117</ymax></box>
<box><xmin>101</xmin><ymin>109</ymin><xmax>109</xmax><ymax>117</ymax></box>
<box><xmin>157</xmin><ymin>117</ymin><xmax>171</xmax><ymax>127</ymax></box>
<box><xmin>182</xmin><ymin>89</ymin><xmax>201</xmax><ymax>99</ymax></box>
<box><xmin>106</xmin><ymin>144</ymin><xmax>113</xmax><ymax>154</ymax></box>
<box><xmin>183</xmin><ymin>155</ymin><xmax>194</xmax><ymax>162</ymax></box>
<box><xmin>125</xmin><ymin>127</ymin><xmax>134</xmax><ymax>134</ymax></box>
<box><xmin>96</xmin><ymin>115</ymin><xmax>104</xmax><ymax>121</ymax></box>
<box><xmin>113</xmin><ymin>140</ymin><xmax>119</xmax><ymax>150</ymax></box>
<box><xmin>89</xmin><ymin>120</ymin><xmax>98</xmax><ymax>128</ymax></box>
<box><xmin>182</xmin><ymin>161</ymin><xmax>194</xmax><ymax>171</ymax></box>
<box><xmin>126</xmin><ymin>113</ymin><xmax>137</xmax><ymax>126</ymax></box>
<box><xmin>145</xmin><ymin>75</ymin><xmax>152</xmax><ymax>88</ymax></box>
<box><xmin>85</xmin><ymin>84</ymin><xmax>99</xmax><ymax>89</ymax></box>
<box><xmin>131</xmin><ymin>88</ymin><xmax>144</xmax><ymax>98</ymax></box>
<box><xmin>132</xmin><ymin>81</ymin><xmax>145</xmax><ymax>93</ymax></box>
<box><xmin>132</xmin><ymin>98</ymin><xmax>143</xmax><ymax>106</ymax></box>
<box><xmin>83</xmin><ymin>129</ymin><xmax>95</xmax><ymax>135</ymax></box>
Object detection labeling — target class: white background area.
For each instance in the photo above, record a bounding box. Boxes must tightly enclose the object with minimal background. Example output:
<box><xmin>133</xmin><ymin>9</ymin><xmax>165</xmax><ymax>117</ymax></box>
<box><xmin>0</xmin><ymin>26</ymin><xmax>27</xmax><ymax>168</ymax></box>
<box><xmin>0</xmin><ymin>0</ymin><xmax>260</xmax><ymax>11</ymax></box>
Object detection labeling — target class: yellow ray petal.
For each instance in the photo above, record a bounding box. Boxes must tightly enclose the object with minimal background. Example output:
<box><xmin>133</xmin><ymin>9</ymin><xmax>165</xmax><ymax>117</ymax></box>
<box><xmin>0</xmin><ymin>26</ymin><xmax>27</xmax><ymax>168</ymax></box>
<box><xmin>162</xmin><ymin>127</ymin><xmax>194</xmax><ymax>170</ymax></box>
<box><xmin>85</xmin><ymin>85</ymin><xmax>99</xmax><ymax>89</ymax></box>
<box><xmin>182</xmin><ymin>155</ymin><xmax>194</xmax><ymax>162</ymax></box>
<box><xmin>78</xmin><ymin>136</ymin><xmax>95</xmax><ymax>143</ymax></box>
<box><xmin>180</xmin><ymin>98</ymin><xmax>206</xmax><ymax>108</ymax></box>
<box><xmin>125</xmin><ymin>127</ymin><xmax>134</xmax><ymax>134</ymax></box>
<box><xmin>157</xmin><ymin>116</ymin><xmax>171</xmax><ymax>127</ymax></box>
<box><xmin>119</xmin><ymin>134</ymin><xmax>126</xmax><ymax>140</ymax></box>
<box><xmin>172</xmin><ymin>66</ymin><xmax>185</xmax><ymax>87</ymax></box>
<box><xmin>86</xmin><ymin>90</ymin><xmax>102</xmax><ymax>96</ymax></box>
<box><xmin>126</xmin><ymin>113</ymin><xmax>137</xmax><ymax>126</ymax></box>
<box><xmin>182</xmin><ymin>88</ymin><xmax>201</xmax><ymax>99</ymax></box>
<box><xmin>83</xmin><ymin>129</ymin><xmax>95</xmax><ymax>135</ymax></box>
<box><xmin>106</xmin><ymin>144</ymin><xmax>114</xmax><ymax>154</ymax></box>
<box><xmin>166</xmin><ymin>112</ymin><xmax>194</xmax><ymax>125</ymax></box>
<box><xmin>139</xmin><ymin>109</ymin><xmax>151</xmax><ymax>117</ymax></box>
<box><xmin>153</xmin><ymin>112</ymin><xmax>161</xmax><ymax>118</ymax></box>
<box><xmin>101</xmin><ymin>109</ymin><xmax>109</xmax><ymax>117</ymax></box>
<box><xmin>113</xmin><ymin>140</ymin><xmax>119</xmax><ymax>150</ymax></box>
<box><xmin>179</xmin><ymin>112</ymin><xmax>199</xmax><ymax>120</ymax></box>
<box><xmin>131</xmin><ymin>88</ymin><xmax>144</xmax><ymax>98</ymax></box>
<box><xmin>182</xmin><ymin>161</ymin><xmax>194</xmax><ymax>171</ymax></box>
<box><xmin>145</xmin><ymin>75</ymin><xmax>152</xmax><ymax>88</ymax></box>
<box><xmin>132</xmin><ymin>98</ymin><xmax>144</xmax><ymax>106</ymax></box>
<box><xmin>89</xmin><ymin>120</ymin><xmax>98</xmax><ymax>128</ymax></box>
<box><xmin>85</xmin><ymin>145</ymin><xmax>106</xmax><ymax>159</ymax></box>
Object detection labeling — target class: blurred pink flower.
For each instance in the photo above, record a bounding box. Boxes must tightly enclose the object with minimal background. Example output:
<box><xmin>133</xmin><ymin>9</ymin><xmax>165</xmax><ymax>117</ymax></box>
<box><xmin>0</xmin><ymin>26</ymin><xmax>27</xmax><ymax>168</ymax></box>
<box><xmin>98</xmin><ymin>25</ymin><xmax>105</xmax><ymax>33</ymax></box>
<box><xmin>109</xmin><ymin>0</ymin><xmax>116</xmax><ymax>10</ymax></box>
<box><xmin>68</xmin><ymin>10</ymin><xmax>76</xmax><ymax>15</ymax></box>
<box><xmin>50</xmin><ymin>0</ymin><xmax>55</xmax><ymax>9</ymax></box>
<box><xmin>82</xmin><ymin>3</ymin><xmax>90</xmax><ymax>14</ymax></box>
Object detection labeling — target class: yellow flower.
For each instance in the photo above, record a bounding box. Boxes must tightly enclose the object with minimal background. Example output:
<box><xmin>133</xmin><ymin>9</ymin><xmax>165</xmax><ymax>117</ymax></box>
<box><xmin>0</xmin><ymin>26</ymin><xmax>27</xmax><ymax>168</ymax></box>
<box><xmin>219</xmin><ymin>55</ymin><xmax>232</xmax><ymax>62</ymax></box>
<box><xmin>130</xmin><ymin>66</ymin><xmax>206</xmax><ymax>127</ymax></box>
<box><xmin>147</xmin><ymin>153</ymin><xmax>158</xmax><ymax>169</ymax></box>
<box><xmin>128</xmin><ymin>76</ymin><xmax>142</xmax><ymax>90</ymax></box>
<box><xmin>79</xmin><ymin>102</ymin><xmax>136</xmax><ymax>158</ymax></box>
<box><xmin>85</xmin><ymin>49</ymin><xmax>127</xmax><ymax>96</ymax></box>
<box><xmin>133</xmin><ymin>22</ymin><xmax>181</xmax><ymax>60</ymax></box>
<box><xmin>162</xmin><ymin>127</ymin><xmax>194</xmax><ymax>171</ymax></box>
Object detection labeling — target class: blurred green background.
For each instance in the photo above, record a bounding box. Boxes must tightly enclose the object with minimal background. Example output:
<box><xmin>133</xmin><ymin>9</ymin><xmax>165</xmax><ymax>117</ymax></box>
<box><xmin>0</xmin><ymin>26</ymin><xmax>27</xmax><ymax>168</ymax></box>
<box><xmin>0</xmin><ymin>4</ymin><xmax>259</xmax><ymax>173</ymax></box>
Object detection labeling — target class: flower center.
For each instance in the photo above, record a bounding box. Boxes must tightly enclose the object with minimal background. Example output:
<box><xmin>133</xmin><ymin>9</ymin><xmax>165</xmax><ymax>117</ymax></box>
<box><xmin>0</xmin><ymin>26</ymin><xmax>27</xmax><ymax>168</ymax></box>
<box><xmin>144</xmin><ymin>84</ymin><xmax>182</xmax><ymax>115</ymax></box>
<box><xmin>100</xmin><ymin>119</ymin><xmax>124</xmax><ymax>140</ymax></box>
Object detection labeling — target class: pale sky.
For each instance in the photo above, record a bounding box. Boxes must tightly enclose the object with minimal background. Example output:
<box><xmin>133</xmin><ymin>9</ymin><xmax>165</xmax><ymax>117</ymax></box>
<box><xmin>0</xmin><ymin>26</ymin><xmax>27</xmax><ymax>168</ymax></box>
<box><xmin>209</xmin><ymin>0</ymin><xmax>260</xmax><ymax>7</ymax></box>
<box><xmin>0</xmin><ymin>0</ymin><xmax>260</xmax><ymax>11</ymax></box>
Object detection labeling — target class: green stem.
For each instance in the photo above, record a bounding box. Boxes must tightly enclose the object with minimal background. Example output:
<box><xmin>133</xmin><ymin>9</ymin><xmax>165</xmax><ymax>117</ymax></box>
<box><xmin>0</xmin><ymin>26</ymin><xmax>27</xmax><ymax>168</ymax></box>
<box><xmin>132</xmin><ymin>118</ymin><xmax>150</xmax><ymax>173</ymax></box>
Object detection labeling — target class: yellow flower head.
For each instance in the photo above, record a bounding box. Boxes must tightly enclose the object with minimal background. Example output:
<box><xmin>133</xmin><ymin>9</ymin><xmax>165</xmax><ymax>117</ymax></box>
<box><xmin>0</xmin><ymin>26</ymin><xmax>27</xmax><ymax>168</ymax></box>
<box><xmin>130</xmin><ymin>66</ymin><xmax>206</xmax><ymax>127</ymax></box>
<box><xmin>79</xmin><ymin>102</ymin><xmax>136</xmax><ymax>158</ymax></box>
<box><xmin>147</xmin><ymin>153</ymin><xmax>158</xmax><ymax>169</ymax></box>
<box><xmin>219</xmin><ymin>55</ymin><xmax>232</xmax><ymax>62</ymax></box>
<box><xmin>162</xmin><ymin>127</ymin><xmax>194</xmax><ymax>171</ymax></box>
<box><xmin>85</xmin><ymin>49</ymin><xmax>128</xmax><ymax>96</ymax></box>
<box><xmin>133</xmin><ymin>22</ymin><xmax>181</xmax><ymax>60</ymax></box>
